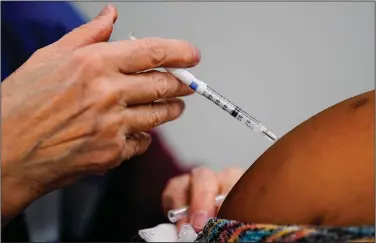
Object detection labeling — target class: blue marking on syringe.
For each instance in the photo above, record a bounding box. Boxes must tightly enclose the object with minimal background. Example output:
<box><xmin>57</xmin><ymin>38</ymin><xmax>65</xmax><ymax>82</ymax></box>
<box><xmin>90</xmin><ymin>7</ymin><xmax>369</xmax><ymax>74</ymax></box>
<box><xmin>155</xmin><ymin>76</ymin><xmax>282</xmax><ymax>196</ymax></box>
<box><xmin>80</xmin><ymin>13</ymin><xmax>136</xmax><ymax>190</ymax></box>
<box><xmin>189</xmin><ymin>81</ymin><xmax>199</xmax><ymax>91</ymax></box>
<box><xmin>128</xmin><ymin>33</ymin><xmax>278</xmax><ymax>142</ymax></box>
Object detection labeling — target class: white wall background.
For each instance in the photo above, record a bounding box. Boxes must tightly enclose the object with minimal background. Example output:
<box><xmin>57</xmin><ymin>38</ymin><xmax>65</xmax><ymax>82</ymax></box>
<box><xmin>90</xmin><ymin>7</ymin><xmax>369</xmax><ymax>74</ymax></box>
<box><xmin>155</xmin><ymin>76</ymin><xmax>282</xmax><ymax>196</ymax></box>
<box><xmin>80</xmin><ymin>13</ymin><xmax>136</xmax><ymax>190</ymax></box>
<box><xmin>74</xmin><ymin>2</ymin><xmax>374</xmax><ymax>170</ymax></box>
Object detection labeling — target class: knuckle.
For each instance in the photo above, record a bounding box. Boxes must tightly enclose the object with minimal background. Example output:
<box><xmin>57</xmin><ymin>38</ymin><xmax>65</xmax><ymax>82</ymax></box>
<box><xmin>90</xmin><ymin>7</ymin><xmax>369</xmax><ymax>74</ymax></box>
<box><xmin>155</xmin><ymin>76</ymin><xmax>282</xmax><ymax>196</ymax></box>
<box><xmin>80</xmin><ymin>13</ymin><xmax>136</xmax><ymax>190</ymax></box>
<box><xmin>135</xmin><ymin>135</ymin><xmax>151</xmax><ymax>155</ymax></box>
<box><xmin>144</xmin><ymin>38</ymin><xmax>166</xmax><ymax>67</ymax></box>
<box><xmin>123</xmin><ymin>133</ymin><xmax>151</xmax><ymax>159</ymax></box>
<box><xmin>120</xmin><ymin>136</ymin><xmax>132</xmax><ymax>161</ymax></box>
<box><xmin>72</xmin><ymin>48</ymin><xmax>104</xmax><ymax>74</ymax></box>
<box><xmin>133</xmin><ymin>140</ymin><xmax>142</xmax><ymax>156</ymax></box>
<box><xmin>147</xmin><ymin>103</ymin><xmax>161</xmax><ymax>128</ymax></box>
<box><xmin>192</xmin><ymin>167</ymin><xmax>218</xmax><ymax>193</ymax></box>
<box><xmin>165</xmin><ymin>174</ymin><xmax>188</xmax><ymax>192</ymax></box>
<box><xmin>71</xmin><ymin>49</ymin><xmax>88</xmax><ymax>64</ymax></box>
<box><xmin>151</xmin><ymin>72</ymin><xmax>169</xmax><ymax>99</ymax></box>
<box><xmin>163</xmin><ymin>178</ymin><xmax>188</xmax><ymax>206</ymax></box>
<box><xmin>194</xmin><ymin>187</ymin><xmax>215</xmax><ymax>199</ymax></box>
<box><xmin>141</xmin><ymin>134</ymin><xmax>152</xmax><ymax>151</ymax></box>
<box><xmin>89</xmin><ymin>22</ymin><xmax>111</xmax><ymax>42</ymax></box>
<box><xmin>192</xmin><ymin>166</ymin><xmax>215</xmax><ymax>178</ymax></box>
<box><xmin>222</xmin><ymin>167</ymin><xmax>245</xmax><ymax>178</ymax></box>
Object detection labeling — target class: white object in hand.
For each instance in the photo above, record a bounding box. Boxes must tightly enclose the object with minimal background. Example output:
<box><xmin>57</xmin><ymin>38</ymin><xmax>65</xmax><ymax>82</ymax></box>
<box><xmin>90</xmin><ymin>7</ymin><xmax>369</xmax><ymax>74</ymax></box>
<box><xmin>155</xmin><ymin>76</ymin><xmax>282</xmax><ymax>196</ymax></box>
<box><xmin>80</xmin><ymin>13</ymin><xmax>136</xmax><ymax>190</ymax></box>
<box><xmin>139</xmin><ymin>224</ymin><xmax>178</xmax><ymax>242</ymax></box>
<box><xmin>167</xmin><ymin>194</ymin><xmax>227</xmax><ymax>223</ymax></box>
<box><xmin>138</xmin><ymin>223</ymin><xmax>198</xmax><ymax>242</ymax></box>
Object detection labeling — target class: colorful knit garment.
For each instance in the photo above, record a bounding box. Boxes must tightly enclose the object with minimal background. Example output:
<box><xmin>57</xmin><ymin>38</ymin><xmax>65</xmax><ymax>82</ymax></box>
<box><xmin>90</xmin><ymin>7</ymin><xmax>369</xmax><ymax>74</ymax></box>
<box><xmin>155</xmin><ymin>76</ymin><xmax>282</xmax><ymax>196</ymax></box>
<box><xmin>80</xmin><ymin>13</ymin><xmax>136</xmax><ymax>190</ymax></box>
<box><xmin>195</xmin><ymin>218</ymin><xmax>375</xmax><ymax>242</ymax></box>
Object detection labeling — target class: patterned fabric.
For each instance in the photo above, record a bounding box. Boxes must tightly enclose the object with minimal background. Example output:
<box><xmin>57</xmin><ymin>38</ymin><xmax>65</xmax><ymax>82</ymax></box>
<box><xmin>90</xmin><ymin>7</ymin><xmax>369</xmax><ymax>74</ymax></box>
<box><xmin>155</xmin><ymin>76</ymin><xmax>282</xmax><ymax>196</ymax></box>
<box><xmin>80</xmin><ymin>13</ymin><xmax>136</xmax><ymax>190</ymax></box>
<box><xmin>195</xmin><ymin>218</ymin><xmax>375</xmax><ymax>242</ymax></box>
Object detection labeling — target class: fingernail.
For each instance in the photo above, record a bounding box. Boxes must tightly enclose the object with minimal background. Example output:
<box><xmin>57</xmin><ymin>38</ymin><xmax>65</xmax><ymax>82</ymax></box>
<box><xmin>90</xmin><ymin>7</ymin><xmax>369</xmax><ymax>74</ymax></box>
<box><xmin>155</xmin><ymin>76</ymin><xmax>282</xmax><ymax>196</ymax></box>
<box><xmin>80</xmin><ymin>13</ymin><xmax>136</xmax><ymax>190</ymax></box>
<box><xmin>191</xmin><ymin>211</ymin><xmax>208</xmax><ymax>230</ymax></box>
<box><xmin>98</xmin><ymin>5</ymin><xmax>112</xmax><ymax>17</ymax></box>
<box><xmin>178</xmin><ymin>100</ymin><xmax>185</xmax><ymax>109</ymax></box>
<box><xmin>192</xmin><ymin>45</ymin><xmax>201</xmax><ymax>65</ymax></box>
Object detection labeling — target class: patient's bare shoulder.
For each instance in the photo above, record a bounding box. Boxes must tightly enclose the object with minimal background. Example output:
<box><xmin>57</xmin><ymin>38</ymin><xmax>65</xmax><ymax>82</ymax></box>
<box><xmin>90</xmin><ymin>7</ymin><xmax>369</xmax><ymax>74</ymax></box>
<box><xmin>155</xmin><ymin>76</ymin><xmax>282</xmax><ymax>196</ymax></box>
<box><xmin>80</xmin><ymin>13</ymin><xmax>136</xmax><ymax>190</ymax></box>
<box><xmin>218</xmin><ymin>90</ymin><xmax>375</xmax><ymax>226</ymax></box>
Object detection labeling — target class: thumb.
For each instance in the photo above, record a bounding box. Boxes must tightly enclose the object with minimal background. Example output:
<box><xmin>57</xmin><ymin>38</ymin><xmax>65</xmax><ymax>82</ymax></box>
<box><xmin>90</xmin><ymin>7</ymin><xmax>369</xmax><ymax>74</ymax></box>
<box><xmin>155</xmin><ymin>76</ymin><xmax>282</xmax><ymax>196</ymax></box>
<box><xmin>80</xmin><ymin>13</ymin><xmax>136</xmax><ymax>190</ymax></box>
<box><xmin>54</xmin><ymin>5</ymin><xmax>118</xmax><ymax>51</ymax></box>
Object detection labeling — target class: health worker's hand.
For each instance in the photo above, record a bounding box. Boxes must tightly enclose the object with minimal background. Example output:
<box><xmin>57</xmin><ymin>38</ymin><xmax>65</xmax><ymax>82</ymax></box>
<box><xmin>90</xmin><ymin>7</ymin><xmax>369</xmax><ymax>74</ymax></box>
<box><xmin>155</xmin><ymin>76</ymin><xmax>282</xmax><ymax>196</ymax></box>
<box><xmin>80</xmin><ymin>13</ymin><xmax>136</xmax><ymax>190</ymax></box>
<box><xmin>1</xmin><ymin>5</ymin><xmax>200</xmax><ymax>225</ymax></box>
<box><xmin>162</xmin><ymin>167</ymin><xmax>244</xmax><ymax>232</ymax></box>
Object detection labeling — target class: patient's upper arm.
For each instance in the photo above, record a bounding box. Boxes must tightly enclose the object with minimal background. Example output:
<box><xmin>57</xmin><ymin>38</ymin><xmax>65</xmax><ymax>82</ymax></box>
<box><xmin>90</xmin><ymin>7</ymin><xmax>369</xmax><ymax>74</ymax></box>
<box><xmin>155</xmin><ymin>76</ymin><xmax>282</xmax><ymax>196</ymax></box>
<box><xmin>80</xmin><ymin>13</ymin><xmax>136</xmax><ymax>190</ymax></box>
<box><xmin>218</xmin><ymin>91</ymin><xmax>375</xmax><ymax>226</ymax></box>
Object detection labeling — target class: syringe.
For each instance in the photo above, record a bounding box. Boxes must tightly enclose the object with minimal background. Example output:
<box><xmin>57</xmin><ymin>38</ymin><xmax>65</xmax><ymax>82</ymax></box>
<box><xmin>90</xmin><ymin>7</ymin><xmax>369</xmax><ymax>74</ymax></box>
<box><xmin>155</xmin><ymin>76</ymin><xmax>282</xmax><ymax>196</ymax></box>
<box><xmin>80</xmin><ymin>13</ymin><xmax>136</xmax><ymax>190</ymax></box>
<box><xmin>167</xmin><ymin>194</ymin><xmax>227</xmax><ymax>223</ymax></box>
<box><xmin>129</xmin><ymin>33</ymin><xmax>278</xmax><ymax>142</ymax></box>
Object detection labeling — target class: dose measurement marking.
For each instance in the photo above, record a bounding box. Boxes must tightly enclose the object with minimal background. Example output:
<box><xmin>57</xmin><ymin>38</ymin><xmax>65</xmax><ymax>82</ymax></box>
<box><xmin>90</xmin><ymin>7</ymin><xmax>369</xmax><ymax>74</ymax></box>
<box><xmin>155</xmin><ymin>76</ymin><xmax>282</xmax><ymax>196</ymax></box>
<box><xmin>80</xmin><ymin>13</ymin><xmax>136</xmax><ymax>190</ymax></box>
<box><xmin>128</xmin><ymin>33</ymin><xmax>278</xmax><ymax>142</ymax></box>
<box><xmin>202</xmin><ymin>87</ymin><xmax>261</xmax><ymax>130</ymax></box>
<box><xmin>200</xmin><ymin>85</ymin><xmax>277</xmax><ymax>142</ymax></box>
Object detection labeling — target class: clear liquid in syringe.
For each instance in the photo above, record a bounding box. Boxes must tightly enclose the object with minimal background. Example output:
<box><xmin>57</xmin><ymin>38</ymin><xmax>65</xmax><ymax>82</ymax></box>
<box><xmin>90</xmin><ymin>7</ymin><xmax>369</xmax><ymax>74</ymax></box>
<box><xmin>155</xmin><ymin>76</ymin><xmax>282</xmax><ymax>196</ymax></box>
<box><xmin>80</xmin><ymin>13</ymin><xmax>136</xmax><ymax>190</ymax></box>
<box><xmin>202</xmin><ymin>86</ymin><xmax>278</xmax><ymax>142</ymax></box>
<box><xmin>127</xmin><ymin>33</ymin><xmax>277</xmax><ymax>142</ymax></box>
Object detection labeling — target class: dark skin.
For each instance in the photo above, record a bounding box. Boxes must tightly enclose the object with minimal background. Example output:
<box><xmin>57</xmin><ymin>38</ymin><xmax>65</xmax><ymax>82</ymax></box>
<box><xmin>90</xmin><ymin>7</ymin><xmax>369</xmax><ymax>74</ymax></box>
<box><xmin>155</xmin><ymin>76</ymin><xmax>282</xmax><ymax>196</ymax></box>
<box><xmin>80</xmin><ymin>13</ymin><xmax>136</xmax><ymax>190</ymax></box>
<box><xmin>219</xmin><ymin>90</ymin><xmax>375</xmax><ymax>226</ymax></box>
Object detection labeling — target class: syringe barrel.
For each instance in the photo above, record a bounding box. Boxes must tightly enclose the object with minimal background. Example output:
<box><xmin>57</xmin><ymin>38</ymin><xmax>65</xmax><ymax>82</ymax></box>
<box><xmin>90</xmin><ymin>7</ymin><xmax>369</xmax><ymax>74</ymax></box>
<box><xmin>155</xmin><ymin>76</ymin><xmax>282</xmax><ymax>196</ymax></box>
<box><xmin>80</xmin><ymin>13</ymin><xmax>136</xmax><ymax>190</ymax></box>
<box><xmin>166</xmin><ymin>68</ymin><xmax>208</xmax><ymax>94</ymax></box>
<box><xmin>202</xmin><ymin>86</ymin><xmax>278</xmax><ymax>142</ymax></box>
<box><xmin>167</xmin><ymin>194</ymin><xmax>227</xmax><ymax>223</ymax></box>
<box><xmin>168</xmin><ymin>207</ymin><xmax>188</xmax><ymax>223</ymax></box>
<box><xmin>129</xmin><ymin>33</ymin><xmax>277</xmax><ymax>142</ymax></box>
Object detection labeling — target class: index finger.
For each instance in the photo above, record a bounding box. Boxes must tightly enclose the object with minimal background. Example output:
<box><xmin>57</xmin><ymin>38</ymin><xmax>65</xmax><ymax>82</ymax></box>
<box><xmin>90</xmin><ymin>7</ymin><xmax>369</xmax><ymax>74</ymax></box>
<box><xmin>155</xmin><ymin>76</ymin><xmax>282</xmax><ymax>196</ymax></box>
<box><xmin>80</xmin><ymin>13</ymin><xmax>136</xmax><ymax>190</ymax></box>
<box><xmin>189</xmin><ymin>167</ymin><xmax>219</xmax><ymax>232</ymax></box>
<box><xmin>105</xmin><ymin>37</ymin><xmax>201</xmax><ymax>73</ymax></box>
<box><xmin>217</xmin><ymin>167</ymin><xmax>245</xmax><ymax>194</ymax></box>
<box><xmin>162</xmin><ymin>174</ymin><xmax>191</xmax><ymax>231</ymax></box>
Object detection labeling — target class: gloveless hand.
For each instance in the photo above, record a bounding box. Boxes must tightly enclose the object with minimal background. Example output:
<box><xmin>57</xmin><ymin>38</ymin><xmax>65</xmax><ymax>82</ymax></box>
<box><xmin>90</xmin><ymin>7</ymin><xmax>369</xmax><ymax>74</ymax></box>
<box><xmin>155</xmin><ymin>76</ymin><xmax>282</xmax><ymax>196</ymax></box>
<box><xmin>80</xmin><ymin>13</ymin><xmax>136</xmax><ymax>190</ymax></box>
<box><xmin>162</xmin><ymin>167</ymin><xmax>244</xmax><ymax>232</ymax></box>
<box><xmin>1</xmin><ymin>5</ymin><xmax>200</xmax><ymax>225</ymax></box>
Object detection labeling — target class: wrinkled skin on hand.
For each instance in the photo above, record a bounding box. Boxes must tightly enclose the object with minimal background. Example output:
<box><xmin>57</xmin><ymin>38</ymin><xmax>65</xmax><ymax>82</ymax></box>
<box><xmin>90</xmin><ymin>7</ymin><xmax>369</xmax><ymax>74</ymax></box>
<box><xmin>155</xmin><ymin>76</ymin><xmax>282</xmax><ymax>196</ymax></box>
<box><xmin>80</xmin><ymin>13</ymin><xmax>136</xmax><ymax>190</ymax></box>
<box><xmin>1</xmin><ymin>5</ymin><xmax>201</xmax><ymax>225</ymax></box>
